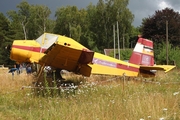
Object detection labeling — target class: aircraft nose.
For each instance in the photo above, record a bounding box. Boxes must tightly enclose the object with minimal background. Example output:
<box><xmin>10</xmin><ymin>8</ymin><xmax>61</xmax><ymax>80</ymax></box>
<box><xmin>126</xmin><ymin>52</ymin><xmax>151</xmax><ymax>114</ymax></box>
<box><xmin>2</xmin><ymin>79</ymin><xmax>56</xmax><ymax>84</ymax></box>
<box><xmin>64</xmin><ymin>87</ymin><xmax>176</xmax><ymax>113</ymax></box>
<box><xmin>10</xmin><ymin>40</ymin><xmax>32</xmax><ymax>63</ymax></box>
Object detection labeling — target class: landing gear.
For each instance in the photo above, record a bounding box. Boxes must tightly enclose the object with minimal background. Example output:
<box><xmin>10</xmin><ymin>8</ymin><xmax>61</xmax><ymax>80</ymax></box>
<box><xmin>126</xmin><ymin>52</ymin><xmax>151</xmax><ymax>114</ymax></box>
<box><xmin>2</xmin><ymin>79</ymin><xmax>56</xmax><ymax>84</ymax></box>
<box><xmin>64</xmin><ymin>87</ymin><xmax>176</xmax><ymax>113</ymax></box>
<box><xmin>35</xmin><ymin>65</ymin><xmax>64</xmax><ymax>87</ymax></box>
<box><xmin>33</xmin><ymin>65</ymin><xmax>77</xmax><ymax>96</ymax></box>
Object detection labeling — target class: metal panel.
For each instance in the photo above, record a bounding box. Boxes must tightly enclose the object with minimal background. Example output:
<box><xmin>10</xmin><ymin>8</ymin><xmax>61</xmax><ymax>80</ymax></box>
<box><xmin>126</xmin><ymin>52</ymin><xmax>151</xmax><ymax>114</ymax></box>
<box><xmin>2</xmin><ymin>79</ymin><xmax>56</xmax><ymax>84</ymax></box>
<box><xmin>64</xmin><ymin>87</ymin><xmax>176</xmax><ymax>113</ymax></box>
<box><xmin>40</xmin><ymin>44</ymin><xmax>94</xmax><ymax>76</ymax></box>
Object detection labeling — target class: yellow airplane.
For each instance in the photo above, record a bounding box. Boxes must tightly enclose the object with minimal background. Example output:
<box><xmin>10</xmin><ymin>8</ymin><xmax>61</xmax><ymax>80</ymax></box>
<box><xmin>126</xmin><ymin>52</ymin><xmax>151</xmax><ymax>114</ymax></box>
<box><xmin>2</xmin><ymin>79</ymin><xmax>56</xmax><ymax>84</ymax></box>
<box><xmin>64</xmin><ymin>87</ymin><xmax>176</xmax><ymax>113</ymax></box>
<box><xmin>9</xmin><ymin>33</ymin><xmax>175</xmax><ymax>79</ymax></box>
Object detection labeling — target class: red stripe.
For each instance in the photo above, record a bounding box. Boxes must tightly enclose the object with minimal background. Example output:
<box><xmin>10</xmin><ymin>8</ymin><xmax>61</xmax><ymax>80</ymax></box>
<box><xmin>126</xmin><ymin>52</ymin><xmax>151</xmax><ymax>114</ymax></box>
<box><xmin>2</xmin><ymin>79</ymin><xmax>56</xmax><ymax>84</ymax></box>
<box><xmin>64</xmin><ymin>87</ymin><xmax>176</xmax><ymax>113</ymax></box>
<box><xmin>12</xmin><ymin>45</ymin><xmax>47</xmax><ymax>53</ymax></box>
<box><xmin>138</xmin><ymin>38</ymin><xmax>153</xmax><ymax>48</ymax></box>
<box><xmin>93</xmin><ymin>58</ymin><xmax>139</xmax><ymax>72</ymax></box>
<box><xmin>13</xmin><ymin>45</ymin><xmax>139</xmax><ymax>72</ymax></box>
<box><xmin>116</xmin><ymin>63</ymin><xmax>139</xmax><ymax>72</ymax></box>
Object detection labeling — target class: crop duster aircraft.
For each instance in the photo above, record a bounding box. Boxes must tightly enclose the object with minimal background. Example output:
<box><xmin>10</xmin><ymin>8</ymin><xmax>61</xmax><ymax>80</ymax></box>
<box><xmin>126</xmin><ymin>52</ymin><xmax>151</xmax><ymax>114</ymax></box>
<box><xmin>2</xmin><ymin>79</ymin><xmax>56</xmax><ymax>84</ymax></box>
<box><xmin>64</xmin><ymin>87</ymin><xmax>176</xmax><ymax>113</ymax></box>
<box><xmin>9</xmin><ymin>33</ymin><xmax>175</xmax><ymax>80</ymax></box>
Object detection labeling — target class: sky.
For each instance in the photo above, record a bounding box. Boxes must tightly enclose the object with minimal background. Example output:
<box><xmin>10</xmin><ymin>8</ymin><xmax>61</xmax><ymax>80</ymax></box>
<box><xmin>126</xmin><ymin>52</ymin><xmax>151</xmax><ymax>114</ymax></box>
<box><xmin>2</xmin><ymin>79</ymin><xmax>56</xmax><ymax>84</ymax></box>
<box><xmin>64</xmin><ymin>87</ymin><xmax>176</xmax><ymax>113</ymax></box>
<box><xmin>0</xmin><ymin>0</ymin><xmax>180</xmax><ymax>27</ymax></box>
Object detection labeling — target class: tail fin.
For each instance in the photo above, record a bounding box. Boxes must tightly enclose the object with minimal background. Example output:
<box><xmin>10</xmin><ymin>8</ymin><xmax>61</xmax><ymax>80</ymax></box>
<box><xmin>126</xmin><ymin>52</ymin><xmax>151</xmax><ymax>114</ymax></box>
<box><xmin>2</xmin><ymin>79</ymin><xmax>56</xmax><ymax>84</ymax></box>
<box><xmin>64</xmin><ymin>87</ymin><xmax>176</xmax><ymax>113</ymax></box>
<box><xmin>129</xmin><ymin>37</ymin><xmax>154</xmax><ymax>66</ymax></box>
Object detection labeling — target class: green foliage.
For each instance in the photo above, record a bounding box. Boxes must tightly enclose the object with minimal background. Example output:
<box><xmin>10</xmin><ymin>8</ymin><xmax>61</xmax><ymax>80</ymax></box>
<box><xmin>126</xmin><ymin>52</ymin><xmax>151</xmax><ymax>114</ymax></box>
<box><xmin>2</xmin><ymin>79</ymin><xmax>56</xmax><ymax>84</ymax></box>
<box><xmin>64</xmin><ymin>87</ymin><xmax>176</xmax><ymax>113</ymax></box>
<box><xmin>155</xmin><ymin>42</ymin><xmax>180</xmax><ymax>68</ymax></box>
<box><xmin>120</xmin><ymin>49</ymin><xmax>133</xmax><ymax>60</ymax></box>
<box><xmin>87</xmin><ymin>0</ymin><xmax>134</xmax><ymax>52</ymax></box>
<box><xmin>53</xmin><ymin>0</ymin><xmax>135</xmax><ymax>53</ymax></box>
<box><xmin>54</xmin><ymin>6</ymin><xmax>84</xmax><ymax>39</ymax></box>
<box><xmin>7</xmin><ymin>1</ymin><xmax>52</xmax><ymax>40</ymax></box>
<box><xmin>129</xmin><ymin>26</ymin><xmax>141</xmax><ymax>48</ymax></box>
<box><xmin>109</xmin><ymin>49</ymin><xmax>133</xmax><ymax>60</ymax></box>
<box><xmin>0</xmin><ymin>12</ymin><xmax>14</xmax><ymax>65</ymax></box>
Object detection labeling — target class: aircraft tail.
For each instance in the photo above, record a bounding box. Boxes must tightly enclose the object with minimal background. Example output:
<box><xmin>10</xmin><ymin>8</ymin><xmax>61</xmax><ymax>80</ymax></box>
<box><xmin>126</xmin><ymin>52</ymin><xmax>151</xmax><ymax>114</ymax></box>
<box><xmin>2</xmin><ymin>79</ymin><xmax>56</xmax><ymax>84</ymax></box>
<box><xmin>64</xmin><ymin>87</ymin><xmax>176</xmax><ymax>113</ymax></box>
<box><xmin>129</xmin><ymin>37</ymin><xmax>154</xmax><ymax>66</ymax></box>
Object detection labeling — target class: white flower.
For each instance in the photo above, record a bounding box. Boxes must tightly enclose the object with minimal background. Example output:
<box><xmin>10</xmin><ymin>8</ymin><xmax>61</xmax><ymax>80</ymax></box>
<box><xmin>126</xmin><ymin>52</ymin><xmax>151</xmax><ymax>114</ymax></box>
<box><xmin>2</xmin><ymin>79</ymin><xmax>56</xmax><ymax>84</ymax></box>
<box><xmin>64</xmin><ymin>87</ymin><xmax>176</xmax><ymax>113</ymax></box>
<box><xmin>159</xmin><ymin>117</ymin><xmax>165</xmax><ymax>120</ymax></box>
<box><xmin>110</xmin><ymin>100</ymin><xmax>115</xmax><ymax>104</ymax></box>
<box><xmin>173</xmin><ymin>92</ymin><xmax>179</xmax><ymax>96</ymax></box>
<box><xmin>61</xmin><ymin>89</ymin><xmax>64</xmax><ymax>92</ymax></box>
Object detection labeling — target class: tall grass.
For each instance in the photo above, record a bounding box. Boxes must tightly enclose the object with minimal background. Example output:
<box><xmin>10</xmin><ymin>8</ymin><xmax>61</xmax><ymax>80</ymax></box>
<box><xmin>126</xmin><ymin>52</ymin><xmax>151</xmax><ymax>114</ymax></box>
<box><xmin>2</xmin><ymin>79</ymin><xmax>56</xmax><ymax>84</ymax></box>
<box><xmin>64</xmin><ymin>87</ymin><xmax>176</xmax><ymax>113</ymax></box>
<box><xmin>0</xmin><ymin>69</ymin><xmax>180</xmax><ymax>120</ymax></box>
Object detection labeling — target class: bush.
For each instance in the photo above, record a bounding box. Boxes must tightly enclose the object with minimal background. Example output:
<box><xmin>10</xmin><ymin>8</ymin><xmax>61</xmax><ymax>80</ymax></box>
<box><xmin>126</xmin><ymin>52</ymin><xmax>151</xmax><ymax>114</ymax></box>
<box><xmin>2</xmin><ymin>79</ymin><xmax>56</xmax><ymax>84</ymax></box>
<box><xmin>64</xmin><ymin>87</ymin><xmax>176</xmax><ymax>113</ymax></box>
<box><xmin>109</xmin><ymin>49</ymin><xmax>133</xmax><ymax>61</ymax></box>
<box><xmin>155</xmin><ymin>42</ymin><xmax>180</xmax><ymax>68</ymax></box>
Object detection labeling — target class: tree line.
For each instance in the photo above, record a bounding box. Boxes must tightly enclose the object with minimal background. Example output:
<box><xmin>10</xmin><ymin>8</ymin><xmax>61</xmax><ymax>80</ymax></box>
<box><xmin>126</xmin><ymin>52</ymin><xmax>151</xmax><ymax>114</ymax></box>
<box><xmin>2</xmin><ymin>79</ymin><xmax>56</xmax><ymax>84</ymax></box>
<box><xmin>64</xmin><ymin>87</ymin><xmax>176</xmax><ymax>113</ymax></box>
<box><xmin>0</xmin><ymin>0</ymin><xmax>180</xmax><ymax>67</ymax></box>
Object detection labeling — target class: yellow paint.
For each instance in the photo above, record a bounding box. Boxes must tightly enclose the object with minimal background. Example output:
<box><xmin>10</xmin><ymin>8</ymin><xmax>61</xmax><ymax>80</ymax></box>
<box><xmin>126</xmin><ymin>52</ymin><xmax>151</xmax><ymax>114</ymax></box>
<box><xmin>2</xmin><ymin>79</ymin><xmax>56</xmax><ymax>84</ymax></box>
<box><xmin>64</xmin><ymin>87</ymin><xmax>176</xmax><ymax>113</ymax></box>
<box><xmin>10</xmin><ymin>33</ymin><xmax>175</xmax><ymax>77</ymax></box>
<box><xmin>56</xmin><ymin>34</ymin><xmax>88</xmax><ymax>50</ymax></box>
<box><xmin>10</xmin><ymin>40</ymin><xmax>45</xmax><ymax>63</ymax></box>
<box><xmin>142</xmin><ymin>49</ymin><xmax>154</xmax><ymax>56</ymax></box>
<box><xmin>90</xmin><ymin>52</ymin><xmax>139</xmax><ymax>76</ymax></box>
<box><xmin>90</xmin><ymin>64</ymin><xmax>138</xmax><ymax>76</ymax></box>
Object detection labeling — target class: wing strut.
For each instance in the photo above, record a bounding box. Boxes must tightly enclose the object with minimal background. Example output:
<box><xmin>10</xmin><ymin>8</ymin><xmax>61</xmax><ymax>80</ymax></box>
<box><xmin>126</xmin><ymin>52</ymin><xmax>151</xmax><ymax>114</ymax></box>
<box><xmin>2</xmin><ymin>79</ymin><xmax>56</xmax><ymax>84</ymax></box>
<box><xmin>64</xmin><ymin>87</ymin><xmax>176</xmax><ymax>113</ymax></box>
<box><xmin>37</xmin><ymin>64</ymin><xmax>45</xmax><ymax>82</ymax></box>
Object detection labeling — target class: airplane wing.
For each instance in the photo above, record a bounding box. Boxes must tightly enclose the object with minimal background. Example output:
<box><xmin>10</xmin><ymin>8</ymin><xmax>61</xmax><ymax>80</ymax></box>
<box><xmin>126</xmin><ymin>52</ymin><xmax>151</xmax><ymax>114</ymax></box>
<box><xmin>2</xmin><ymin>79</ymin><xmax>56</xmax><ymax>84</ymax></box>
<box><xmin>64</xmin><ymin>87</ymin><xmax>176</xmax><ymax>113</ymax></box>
<box><xmin>39</xmin><ymin>43</ymin><xmax>94</xmax><ymax>77</ymax></box>
<box><xmin>140</xmin><ymin>65</ymin><xmax>176</xmax><ymax>73</ymax></box>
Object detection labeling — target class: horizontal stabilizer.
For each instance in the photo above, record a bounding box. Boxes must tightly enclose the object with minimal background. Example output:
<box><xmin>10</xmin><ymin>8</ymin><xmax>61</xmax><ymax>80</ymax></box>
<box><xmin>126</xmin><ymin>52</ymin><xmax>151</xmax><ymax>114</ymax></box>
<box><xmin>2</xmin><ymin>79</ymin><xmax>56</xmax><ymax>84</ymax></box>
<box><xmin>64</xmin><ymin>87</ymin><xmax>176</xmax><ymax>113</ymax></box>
<box><xmin>140</xmin><ymin>65</ymin><xmax>176</xmax><ymax>73</ymax></box>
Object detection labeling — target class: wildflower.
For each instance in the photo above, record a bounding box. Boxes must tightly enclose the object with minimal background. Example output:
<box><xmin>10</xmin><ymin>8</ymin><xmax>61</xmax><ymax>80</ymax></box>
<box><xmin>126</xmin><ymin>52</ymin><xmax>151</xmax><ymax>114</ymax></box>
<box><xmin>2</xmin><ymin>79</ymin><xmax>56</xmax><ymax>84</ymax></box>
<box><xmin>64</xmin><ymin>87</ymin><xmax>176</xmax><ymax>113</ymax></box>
<box><xmin>61</xmin><ymin>89</ymin><xmax>64</xmax><ymax>93</ymax></box>
<box><xmin>159</xmin><ymin>117</ymin><xmax>165</xmax><ymax>120</ymax></box>
<box><xmin>140</xmin><ymin>118</ymin><xmax>144</xmax><ymax>120</ymax></box>
<box><xmin>173</xmin><ymin>92</ymin><xmax>179</xmax><ymax>96</ymax></box>
<box><xmin>163</xmin><ymin>108</ymin><xmax>168</xmax><ymax>111</ymax></box>
<box><xmin>110</xmin><ymin>100</ymin><xmax>115</xmax><ymax>104</ymax></box>
<box><xmin>147</xmin><ymin>116</ymin><xmax>151</xmax><ymax>119</ymax></box>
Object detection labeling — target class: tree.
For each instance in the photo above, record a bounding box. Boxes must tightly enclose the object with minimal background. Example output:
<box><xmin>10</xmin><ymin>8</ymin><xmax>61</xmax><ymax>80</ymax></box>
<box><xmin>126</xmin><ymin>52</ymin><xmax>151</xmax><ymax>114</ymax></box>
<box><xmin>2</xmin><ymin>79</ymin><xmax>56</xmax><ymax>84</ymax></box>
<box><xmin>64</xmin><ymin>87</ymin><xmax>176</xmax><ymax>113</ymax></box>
<box><xmin>0</xmin><ymin>13</ymin><xmax>14</xmax><ymax>65</ymax></box>
<box><xmin>7</xmin><ymin>10</ymin><xmax>24</xmax><ymax>39</ymax></box>
<box><xmin>8</xmin><ymin>1</ymin><xmax>52</xmax><ymax>40</ymax></box>
<box><xmin>33</xmin><ymin>5</ymin><xmax>51</xmax><ymax>33</ymax></box>
<box><xmin>54</xmin><ymin>6</ymin><xmax>87</xmax><ymax>42</ymax></box>
<box><xmin>88</xmin><ymin>0</ymin><xmax>134</xmax><ymax>52</ymax></box>
<box><xmin>16</xmin><ymin>1</ymin><xmax>30</xmax><ymax>40</ymax></box>
<box><xmin>141</xmin><ymin>8</ymin><xmax>180</xmax><ymax>46</ymax></box>
<box><xmin>129</xmin><ymin>26</ymin><xmax>141</xmax><ymax>48</ymax></box>
<box><xmin>7</xmin><ymin>1</ymin><xmax>30</xmax><ymax>40</ymax></box>
<box><xmin>80</xmin><ymin>3</ymin><xmax>99</xmax><ymax>51</ymax></box>
<box><xmin>0</xmin><ymin>13</ymin><xmax>9</xmax><ymax>46</ymax></box>
<box><xmin>27</xmin><ymin>4</ymin><xmax>52</xmax><ymax>39</ymax></box>
<box><xmin>54</xmin><ymin>0</ymin><xmax>134</xmax><ymax>52</ymax></box>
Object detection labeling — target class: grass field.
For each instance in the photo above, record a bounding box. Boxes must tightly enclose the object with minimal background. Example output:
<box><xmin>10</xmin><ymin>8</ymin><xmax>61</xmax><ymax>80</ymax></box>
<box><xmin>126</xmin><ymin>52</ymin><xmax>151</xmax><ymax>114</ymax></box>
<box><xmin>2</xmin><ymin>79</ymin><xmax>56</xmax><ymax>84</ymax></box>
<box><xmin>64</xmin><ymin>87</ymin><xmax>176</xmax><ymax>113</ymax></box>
<box><xmin>0</xmin><ymin>69</ymin><xmax>180</xmax><ymax>120</ymax></box>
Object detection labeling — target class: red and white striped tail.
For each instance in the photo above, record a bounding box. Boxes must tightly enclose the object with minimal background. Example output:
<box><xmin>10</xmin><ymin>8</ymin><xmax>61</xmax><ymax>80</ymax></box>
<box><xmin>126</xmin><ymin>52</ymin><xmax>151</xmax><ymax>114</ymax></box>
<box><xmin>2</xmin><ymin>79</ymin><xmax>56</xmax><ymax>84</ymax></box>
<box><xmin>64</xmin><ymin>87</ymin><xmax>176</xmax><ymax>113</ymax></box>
<box><xmin>129</xmin><ymin>37</ymin><xmax>154</xmax><ymax>66</ymax></box>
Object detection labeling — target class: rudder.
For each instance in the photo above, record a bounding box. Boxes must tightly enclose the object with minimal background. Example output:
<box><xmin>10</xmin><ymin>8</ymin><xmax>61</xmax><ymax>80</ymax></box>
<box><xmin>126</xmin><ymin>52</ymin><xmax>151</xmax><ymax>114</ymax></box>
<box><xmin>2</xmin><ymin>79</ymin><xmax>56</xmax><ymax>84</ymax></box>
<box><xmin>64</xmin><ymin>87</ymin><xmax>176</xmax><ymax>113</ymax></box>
<box><xmin>129</xmin><ymin>37</ymin><xmax>154</xmax><ymax>66</ymax></box>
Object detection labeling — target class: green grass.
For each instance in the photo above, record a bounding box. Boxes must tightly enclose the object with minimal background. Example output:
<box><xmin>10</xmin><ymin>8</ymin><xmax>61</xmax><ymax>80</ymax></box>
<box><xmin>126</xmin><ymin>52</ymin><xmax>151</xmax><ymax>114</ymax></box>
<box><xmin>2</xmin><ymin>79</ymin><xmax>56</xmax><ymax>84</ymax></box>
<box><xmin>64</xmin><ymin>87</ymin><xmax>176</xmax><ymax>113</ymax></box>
<box><xmin>0</xmin><ymin>69</ymin><xmax>180</xmax><ymax>120</ymax></box>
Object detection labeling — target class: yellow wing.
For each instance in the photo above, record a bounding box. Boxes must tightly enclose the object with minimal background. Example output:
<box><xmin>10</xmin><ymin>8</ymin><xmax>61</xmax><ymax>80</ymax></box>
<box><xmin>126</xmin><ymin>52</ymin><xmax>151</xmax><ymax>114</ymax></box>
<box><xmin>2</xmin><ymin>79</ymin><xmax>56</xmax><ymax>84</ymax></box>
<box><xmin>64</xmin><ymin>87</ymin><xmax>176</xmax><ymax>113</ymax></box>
<box><xmin>39</xmin><ymin>43</ymin><xmax>94</xmax><ymax>77</ymax></box>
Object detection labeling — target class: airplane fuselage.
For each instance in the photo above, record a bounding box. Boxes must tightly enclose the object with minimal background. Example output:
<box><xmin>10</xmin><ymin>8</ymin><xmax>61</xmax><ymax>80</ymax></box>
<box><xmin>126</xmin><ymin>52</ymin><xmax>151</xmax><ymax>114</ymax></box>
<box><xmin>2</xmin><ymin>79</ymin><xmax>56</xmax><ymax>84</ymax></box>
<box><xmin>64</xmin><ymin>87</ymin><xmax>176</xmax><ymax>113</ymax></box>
<box><xmin>10</xmin><ymin>33</ymin><xmax>140</xmax><ymax>77</ymax></box>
